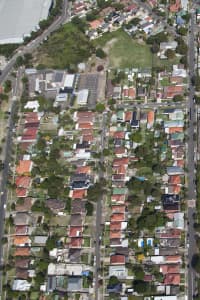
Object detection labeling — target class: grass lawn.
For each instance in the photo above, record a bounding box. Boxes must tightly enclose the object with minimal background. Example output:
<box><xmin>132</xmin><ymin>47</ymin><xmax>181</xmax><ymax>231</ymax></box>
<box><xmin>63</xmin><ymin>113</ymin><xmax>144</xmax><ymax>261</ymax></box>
<box><xmin>30</xmin><ymin>292</ymin><xmax>40</xmax><ymax>300</ymax></box>
<box><xmin>94</xmin><ymin>29</ymin><xmax>153</xmax><ymax>68</ymax></box>
<box><xmin>94</xmin><ymin>28</ymin><xmax>180</xmax><ymax>69</ymax></box>
<box><xmin>83</xmin><ymin>237</ymin><xmax>91</xmax><ymax>247</ymax></box>
<box><xmin>81</xmin><ymin>253</ymin><xmax>89</xmax><ymax>264</ymax></box>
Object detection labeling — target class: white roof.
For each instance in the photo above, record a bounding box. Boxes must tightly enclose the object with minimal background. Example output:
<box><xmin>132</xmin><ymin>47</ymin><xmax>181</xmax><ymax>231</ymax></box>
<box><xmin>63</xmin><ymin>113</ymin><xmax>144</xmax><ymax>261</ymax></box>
<box><xmin>48</xmin><ymin>263</ymin><xmax>83</xmax><ymax>276</ymax></box>
<box><xmin>63</xmin><ymin>74</ymin><xmax>75</xmax><ymax>88</ymax></box>
<box><xmin>12</xmin><ymin>280</ymin><xmax>31</xmax><ymax>291</ymax></box>
<box><xmin>109</xmin><ymin>265</ymin><xmax>127</xmax><ymax>278</ymax></box>
<box><xmin>77</xmin><ymin>89</ymin><xmax>89</xmax><ymax>105</ymax></box>
<box><xmin>154</xmin><ymin>297</ymin><xmax>177</xmax><ymax>300</ymax></box>
<box><xmin>0</xmin><ymin>0</ymin><xmax>52</xmax><ymax>44</ymax></box>
<box><xmin>24</xmin><ymin>101</ymin><xmax>39</xmax><ymax>112</ymax></box>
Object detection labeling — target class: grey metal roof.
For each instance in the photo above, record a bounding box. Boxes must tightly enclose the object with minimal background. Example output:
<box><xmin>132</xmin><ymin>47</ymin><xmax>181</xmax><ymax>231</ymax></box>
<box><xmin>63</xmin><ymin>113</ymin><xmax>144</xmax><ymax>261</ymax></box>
<box><xmin>0</xmin><ymin>0</ymin><xmax>52</xmax><ymax>44</ymax></box>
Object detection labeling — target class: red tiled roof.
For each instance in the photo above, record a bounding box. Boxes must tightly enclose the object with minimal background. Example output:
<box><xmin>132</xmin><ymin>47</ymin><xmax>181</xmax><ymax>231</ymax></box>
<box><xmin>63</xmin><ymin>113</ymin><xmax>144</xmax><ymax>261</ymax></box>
<box><xmin>69</xmin><ymin>237</ymin><xmax>83</xmax><ymax>248</ymax></box>
<box><xmin>111</xmin><ymin>205</ymin><xmax>126</xmax><ymax>214</ymax></box>
<box><xmin>129</xmin><ymin>87</ymin><xmax>136</xmax><ymax>99</ymax></box>
<box><xmin>15</xmin><ymin>176</ymin><xmax>31</xmax><ymax>188</ymax></box>
<box><xmin>21</xmin><ymin>128</ymin><xmax>38</xmax><ymax>141</ymax></box>
<box><xmin>125</xmin><ymin>111</ymin><xmax>132</xmax><ymax>122</ymax></box>
<box><xmin>70</xmin><ymin>189</ymin><xmax>87</xmax><ymax>199</ymax></box>
<box><xmin>15</xmin><ymin>225</ymin><xmax>28</xmax><ymax>235</ymax></box>
<box><xmin>76</xmin><ymin>166</ymin><xmax>91</xmax><ymax>174</ymax></box>
<box><xmin>16</xmin><ymin>161</ymin><xmax>32</xmax><ymax>175</ymax></box>
<box><xmin>13</xmin><ymin>236</ymin><xmax>30</xmax><ymax>246</ymax></box>
<box><xmin>110</xmin><ymin>222</ymin><xmax>122</xmax><ymax>231</ymax></box>
<box><xmin>113</xmin><ymin>165</ymin><xmax>127</xmax><ymax>174</ymax></box>
<box><xmin>14</xmin><ymin>247</ymin><xmax>30</xmax><ymax>257</ymax></box>
<box><xmin>110</xmin><ymin>254</ymin><xmax>125</xmax><ymax>265</ymax></box>
<box><xmin>169</xmin><ymin>0</ymin><xmax>181</xmax><ymax>12</ymax></box>
<box><xmin>169</xmin><ymin>127</ymin><xmax>183</xmax><ymax>133</ymax></box>
<box><xmin>89</xmin><ymin>19</ymin><xmax>103</xmax><ymax>29</ymax></box>
<box><xmin>110</xmin><ymin>213</ymin><xmax>125</xmax><ymax>222</ymax></box>
<box><xmin>78</xmin><ymin>123</ymin><xmax>92</xmax><ymax>129</ymax></box>
<box><xmin>16</xmin><ymin>188</ymin><xmax>28</xmax><ymax>198</ymax></box>
<box><xmin>110</xmin><ymin>230</ymin><xmax>122</xmax><ymax>239</ymax></box>
<box><xmin>164</xmin><ymin>85</ymin><xmax>183</xmax><ymax>99</ymax></box>
<box><xmin>165</xmin><ymin>255</ymin><xmax>181</xmax><ymax>262</ymax></box>
<box><xmin>113</xmin><ymin>158</ymin><xmax>129</xmax><ymax>167</ymax></box>
<box><xmin>160</xmin><ymin>264</ymin><xmax>180</xmax><ymax>275</ymax></box>
<box><xmin>113</xmin><ymin>131</ymin><xmax>125</xmax><ymax>139</ymax></box>
<box><xmin>169</xmin><ymin>175</ymin><xmax>181</xmax><ymax>185</ymax></box>
<box><xmin>69</xmin><ymin>226</ymin><xmax>83</xmax><ymax>237</ymax></box>
<box><xmin>164</xmin><ymin>273</ymin><xmax>180</xmax><ymax>285</ymax></box>
<box><xmin>147</xmin><ymin>111</ymin><xmax>154</xmax><ymax>125</ymax></box>
<box><xmin>111</xmin><ymin>194</ymin><xmax>126</xmax><ymax>203</ymax></box>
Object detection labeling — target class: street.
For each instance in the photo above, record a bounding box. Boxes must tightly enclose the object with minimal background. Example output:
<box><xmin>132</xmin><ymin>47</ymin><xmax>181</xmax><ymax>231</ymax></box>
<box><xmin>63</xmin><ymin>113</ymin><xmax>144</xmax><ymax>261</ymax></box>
<box><xmin>94</xmin><ymin>112</ymin><xmax>107</xmax><ymax>300</ymax></box>
<box><xmin>187</xmin><ymin>9</ymin><xmax>197</xmax><ymax>300</ymax></box>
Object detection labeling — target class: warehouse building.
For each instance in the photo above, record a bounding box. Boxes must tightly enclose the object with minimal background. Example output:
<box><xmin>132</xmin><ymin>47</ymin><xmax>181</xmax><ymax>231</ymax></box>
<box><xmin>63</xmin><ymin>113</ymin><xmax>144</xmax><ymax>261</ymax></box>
<box><xmin>0</xmin><ymin>0</ymin><xmax>52</xmax><ymax>44</ymax></box>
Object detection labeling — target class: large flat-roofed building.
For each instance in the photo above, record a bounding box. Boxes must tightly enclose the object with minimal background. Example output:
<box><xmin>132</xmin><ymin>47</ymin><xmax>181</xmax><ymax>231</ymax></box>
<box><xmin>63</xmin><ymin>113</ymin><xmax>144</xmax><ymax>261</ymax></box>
<box><xmin>0</xmin><ymin>0</ymin><xmax>52</xmax><ymax>44</ymax></box>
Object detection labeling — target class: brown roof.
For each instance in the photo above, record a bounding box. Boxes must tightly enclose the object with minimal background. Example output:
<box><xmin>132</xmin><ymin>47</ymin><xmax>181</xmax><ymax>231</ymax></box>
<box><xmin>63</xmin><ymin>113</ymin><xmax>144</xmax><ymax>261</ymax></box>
<box><xmin>16</xmin><ymin>160</ymin><xmax>32</xmax><ymax>175</ymax></box>
<box><xmin>46</xmin><ymin>199</ymin><xmax>65</xmax><ymax>212</ymax></box>
<box><xmin>110</xmin><ymin>254</ymin><xmax>125</xmax><ymax>265</ymax></box>
<box><xmin>15</xmin><ymin>198</ymin><xmax>33</xmax><ymax>212</ymax></box>
<box><xmin>16</xmin><ymin>268</ymin><xmax>29</xmax><ymax>279</ymax></box>
<box><xmin>15</xmin><ymin>258</ymin><xmax>30</xmax><ymax>269</ymax></box>
<box><xmin>15</xmin><ymin>225</ymin><xmax>28</xmax><ymax>235</ymax></box>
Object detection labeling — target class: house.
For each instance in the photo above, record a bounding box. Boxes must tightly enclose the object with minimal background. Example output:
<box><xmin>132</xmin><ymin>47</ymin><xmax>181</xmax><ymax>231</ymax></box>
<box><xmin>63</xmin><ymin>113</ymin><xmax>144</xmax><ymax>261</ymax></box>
<box><xmin>160</xmin><ymin>264</ymin><xmax>180</xmax><ymax>274</ymax></box>
<box><xmin>13</xmin><ymin>236</ymin><xmax>31</xmax><ymax>247</ymax></box>
<box><xmin>107</xmin><ymin>283</ymin><xmax>122</xmax><ymax>293</ymax></box>
<box><xmin>15</xmin><ymin>259</ymin><xmax>30</xmax><ymax>269</ymax></box>
<box><xmin>147</xmin><ymin>111</ymin><xmax>155</xmax><ymax>128</ymax></box>
<box><xmin>164</xmin><ymin>273</ymin><xmax>180</xmax><ymax>285</ymax></box>
<box><xmin>109</xmin><ymin>265</ymin><xmax>127</xmax><ymax>278</ymax></box>
<box><xmin>46</xmin><ymin>199</ymin><xmax>65</xmax><ymax>213</ymax></box>
<box><xmin>15</xmin><ymin>225</ymin><xmax>29</xmax><ymax>235</ymax></box>
<box><xmin>68</xmin><ymin>276</ymin><xmax>82</xmax><ymax>292</ymax></box>
<box><xmin>70</xmin><ymin>189</ymin><xmax>87</xmax><ymax>199</ymax></box>
<box><xmin>70</xmin><ymin>214</ymin><xmax>83</xmax><ymax>226</ymax></box>
<box><xmin>16</xmin><ymin>161</ymin><xmax>33</xmax><ymax>175</ymax></box>
<box><xmin>131</xmin><ymin>111</ymin><xmax>139</xmax><ymax>128</ymax></box>
<box><xmin>33</xmin><ymin>236</ymin><xmax>48</xmax><ymax>246</ymax></box>
<box><xmin>12</xmin><ymin>279</ymin><xmax>31</xmax><ymax>291</ymax></box>
<box><xmin>163</xmin><ymin>85</ymin><xmax>183</xmax><ymax>99</ymax></box>
<box><xmin>71</xmin><ymin>199</ymin><xmax>86</xmax><ymax>214</ymax></box>
<box><xmin>69</xmin><ymin>226</ymin><xmax>83</xmax><ymax>237</ymax></box>
<box><xmin>167</xmin><ymin>166</ymin><xmax>184</xmax><ymax>175</ymax></box>
<box><xmin>69</xmin><ymin>237</ymin><xmax>83</xmax><ymax>248</ymax></box>
<box><xmin>110</xmin><ymin>255</ymin><xmax>125</xmax><ymax>265</ymax></box>
<box><xmin>14</xmin><ymin>213</ymin><xmax>32</xmax><ymax>226</ymax></box>
<box><xmin>16</xmin><ymin>198</ymin><xmax>33</xmax><ymax>212</ymax></box>
<box><xmin>14</xmin><ymin>247</ymin><xmax>31</xmax><ymax>257</ymax></box>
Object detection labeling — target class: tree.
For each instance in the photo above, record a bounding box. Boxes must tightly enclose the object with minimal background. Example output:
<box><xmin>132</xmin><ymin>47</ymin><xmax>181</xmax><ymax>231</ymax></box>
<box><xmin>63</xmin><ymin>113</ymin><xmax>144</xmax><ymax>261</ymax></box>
<box><xmin>133</xmin><ymin>265</ymin><xmax>145</xmax><ymax>280</ymax></box>
<box><xmin>173</xmin><ymin>94</ymin><xmax>184</xmax><ymax>102</ymax></box>
<box><xmin>108</xmin><ymin>276</ymin><xmax>120</xmax><ymax>286</ymax></box>
<box><xmin>133</xmin><ymin>280</ymin><xmax>149</xmax><ymax>294</ymax></box>
<box><xmin>96</xmin><ymin>103</ymin><xmax>105</xmax><ymax>113</ymax></box>
<box><xmin>46</xmin><ymin>235</ymin><xmax>58</xmax><ymax>251</ymax></box>
<box><xmin>96</xmin><ymin>48</ymin><xmax>106</xmax><ymax>59</ymax></box>
<box><xmin>192</xmin><ymin>254</ymin><xmax>200</xmax><ymax>273</ymax></box>
<box><xmin>165</xmin><ymin>49</ymin><xmax>175</xmax><ymax>59</ymax></box>
<box><xmin>177</xmin><ymin>27</ymin><xmax>188</xmax><ymax>36</ymax></box>
<box><xmin>4</xmin><ymin>80</ymin><xmax>12</xmax><ymax>93</ymax></box>
<box><xmin>15</xmin><ymin>56</ymin><xmax>24</xmax><ymax>67</ymax></box>
<box><xmin>85</xmin><ymin>201</ymin><xmax>94</xmax><ymax>216</ymax></box>
<box><xmin>129</xmin><ymin>131</ymin><xmax>142</xmax><ymax>143</ymax></box>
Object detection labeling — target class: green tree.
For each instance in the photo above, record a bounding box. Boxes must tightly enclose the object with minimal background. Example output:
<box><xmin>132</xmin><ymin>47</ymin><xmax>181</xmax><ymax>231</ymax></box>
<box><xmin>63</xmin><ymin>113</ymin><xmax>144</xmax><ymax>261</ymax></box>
<box><xmin>96</xmin><ymin>48</ymin><xmax>106</xmax><ymax>59</ymax></box>
<box><xmin>4</xmin><ymin>80</ymin><xmax>12</xmax><ymax>93</ymax></box>
<box><xmin>108</xmin><ymin>276</ymin><xmax>120</xmax><ymax>286</ymax></box>
<box><xmin>133</xmin><ymin>280</ymin><xmax>149</xmax><ymax>294</ymax></box>
<box><xmin>165</xmin><ymin>49</ymin><xmax>175</xmax><ymax>59</ymax></box>
<box><xmin>96</xmin><ymin>103</ymin><xmax>105</xmax><ymax>113</ymax></box>
<box><xmin>85</xmin><ymin>201</ymin><xmax>94</xmax><ymax>216</ymax></box>
<box><xmin>173</xmin><ymin>94</ymin><xmax>184</xmax><ymax>102</ymax></box>
<box><xmin>192</xmin><ymin>254</ymin><xmax>200</xmax><ymax>273</ymax></box>
<box><xmin>129</xmin><ymin>131</ymin><xmax>142</xmax><ymax>143</ymax></box>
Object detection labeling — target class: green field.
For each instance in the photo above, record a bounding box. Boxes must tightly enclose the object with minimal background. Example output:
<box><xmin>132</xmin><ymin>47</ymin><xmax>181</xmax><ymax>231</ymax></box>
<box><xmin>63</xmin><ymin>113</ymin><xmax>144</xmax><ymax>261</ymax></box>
<box><xmin>94</xmin><ymin>29</ymin><xmax>179</xmax><ymax>69</ymax></box>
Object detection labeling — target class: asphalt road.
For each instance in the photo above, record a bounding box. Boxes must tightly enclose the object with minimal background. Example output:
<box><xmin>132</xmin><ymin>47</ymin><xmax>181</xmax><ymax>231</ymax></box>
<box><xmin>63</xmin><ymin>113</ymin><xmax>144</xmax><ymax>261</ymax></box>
<box><xmin>187</xmin><ymin>10</ymin><xmax>197</xmax><ymax>300</ymax></box>
<box><xmin>0</xmin><ymin>0</ymin><xmax>69</xmax><ymax>85</ymax></box>
<box><xmin>94</xmin><ymin>112</ymin><xmax>107</xmax><ymax>300</ymax></box>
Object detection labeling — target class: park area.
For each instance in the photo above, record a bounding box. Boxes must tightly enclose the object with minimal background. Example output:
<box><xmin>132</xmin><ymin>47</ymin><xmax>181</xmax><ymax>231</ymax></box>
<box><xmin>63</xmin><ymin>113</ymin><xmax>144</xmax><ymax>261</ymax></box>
<box><xmin>93</xmin><ymin>29</ymin><xmax>179</xmax><ymax>69</ymax></box>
